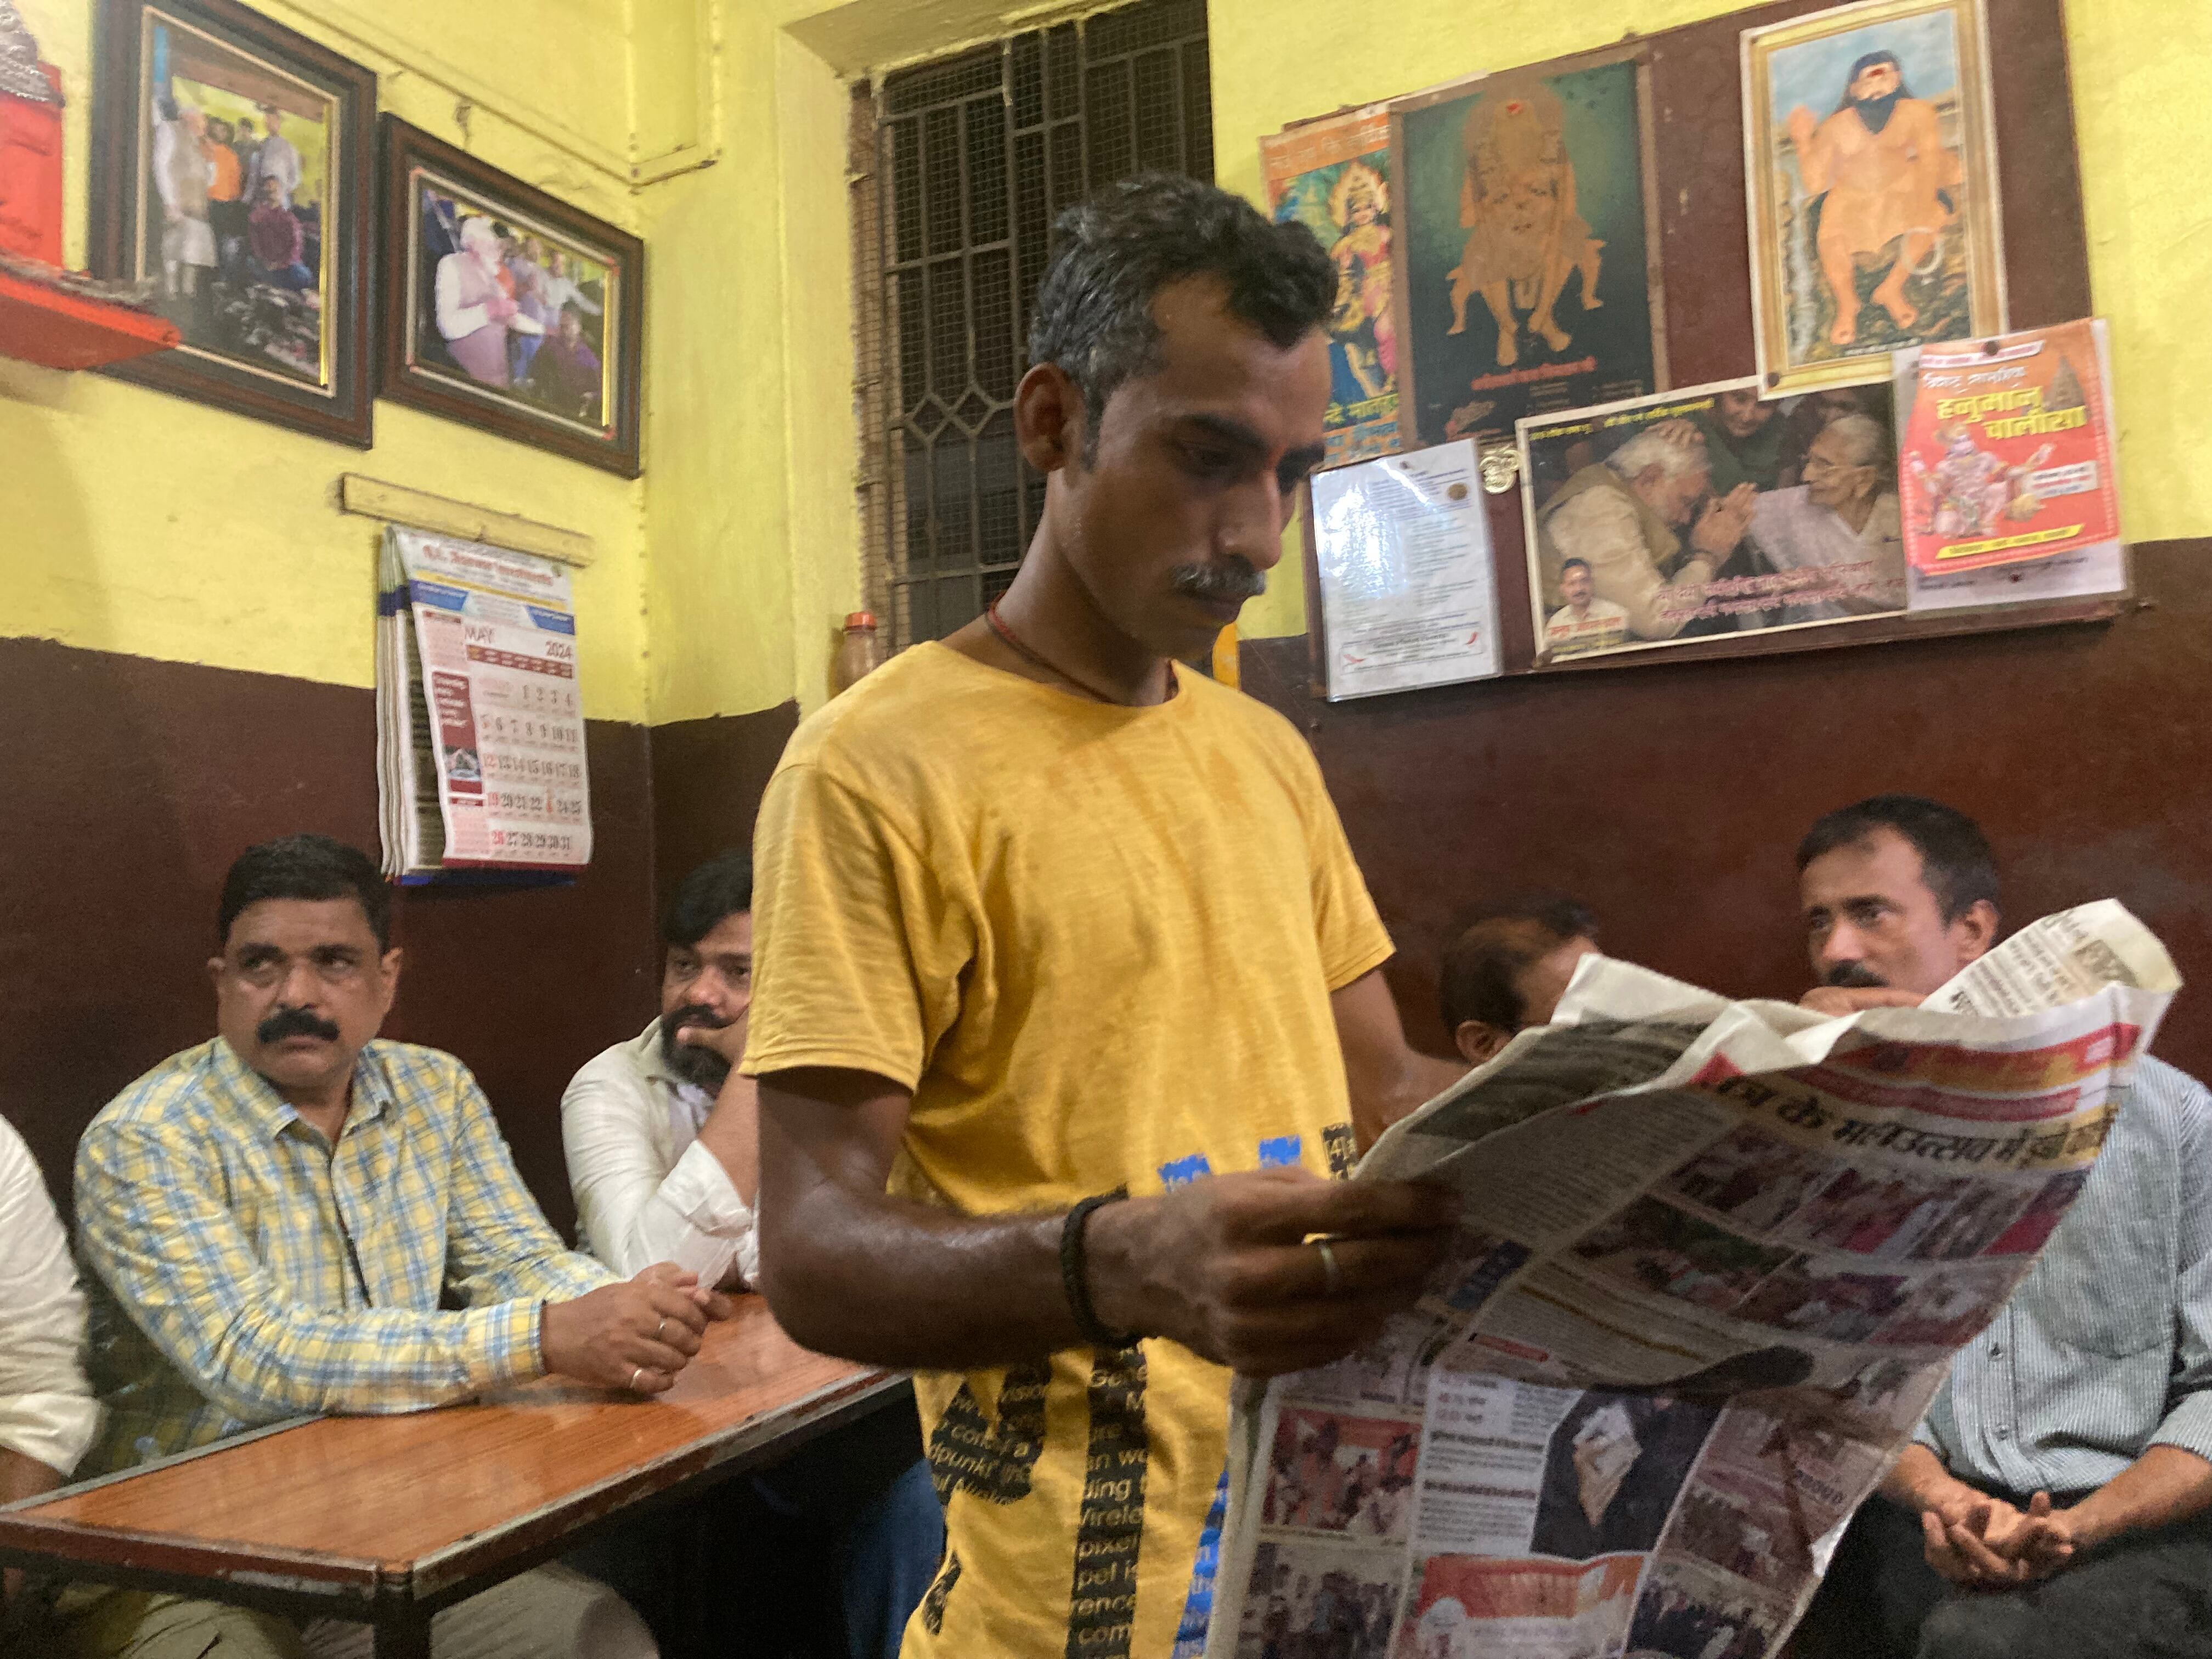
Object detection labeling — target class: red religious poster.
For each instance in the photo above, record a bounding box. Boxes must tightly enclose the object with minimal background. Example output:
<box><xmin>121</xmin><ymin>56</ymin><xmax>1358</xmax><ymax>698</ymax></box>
<box><xmin>1894</xmin><ymin>319</ymin><xmax>2120</xmax><ymax>576</ymax></box>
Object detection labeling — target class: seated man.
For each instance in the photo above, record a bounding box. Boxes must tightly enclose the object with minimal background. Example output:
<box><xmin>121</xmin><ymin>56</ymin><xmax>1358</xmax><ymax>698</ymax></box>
<box><xmin>562</xmin><ymin>851</ymin><xmax>943</xmax><ymax>1659</ymax></box>
<box><xmin>1789</xmin><ymin>796</ymin><xmax>2212</xmax><ymax>1659</ymax></box>
<box><xmin>61</xmin><ymin>834</ymin><xmax>725</xmax><ymax>1659</ymax></box>
<box><xmin>1438</xmin><ymin>895</ymin><xmax>1600</xmax><ymax>1063</ymax></box>
<box><xmin>0</xmin><ymin>1112</ymin><xmax>98</xmax><ymax>1632</ymax></box>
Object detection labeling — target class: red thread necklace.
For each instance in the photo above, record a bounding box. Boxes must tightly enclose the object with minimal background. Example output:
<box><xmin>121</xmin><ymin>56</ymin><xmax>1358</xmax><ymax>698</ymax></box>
<box><xmin>984</xmin><ymin>600</ymin><xmax>1158</xmax><ymax>706</ymax></box>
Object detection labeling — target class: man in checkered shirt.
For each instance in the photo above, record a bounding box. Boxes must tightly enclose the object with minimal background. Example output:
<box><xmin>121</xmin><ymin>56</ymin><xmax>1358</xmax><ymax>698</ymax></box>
<box><xmin>52</xmin><ymin>834</ymin><xmax>724</xmax><ymax>1659</ymax></box>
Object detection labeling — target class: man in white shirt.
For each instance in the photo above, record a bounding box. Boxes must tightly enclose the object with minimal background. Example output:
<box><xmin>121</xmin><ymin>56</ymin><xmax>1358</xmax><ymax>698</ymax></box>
<box><xmin>0</xmin><ymin>1113</ymin><xmax>98</xmax><ymax>1627</ymax></box>
<box><xmin>1543</xmin><ymin>559</ymin><xmax>1633</xmax><ymax>659</ymax></box>
<box><xmin>562</xmin><ymin>854</ymin><xmax>943</xmax><ymax>1659</ymax></box>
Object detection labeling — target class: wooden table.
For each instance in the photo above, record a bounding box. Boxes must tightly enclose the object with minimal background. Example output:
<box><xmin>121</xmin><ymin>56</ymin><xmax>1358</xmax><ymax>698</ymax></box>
<box><xmin>0</xmin><ymin>1297</ymin><xmax>905</xmax><ymax>1658</ymax></box>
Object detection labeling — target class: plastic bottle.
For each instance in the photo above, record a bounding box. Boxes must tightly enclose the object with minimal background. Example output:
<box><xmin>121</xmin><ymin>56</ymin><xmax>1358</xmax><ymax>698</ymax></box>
<box><xmin>833</xmin><ymin>611</ymin><xmax>884</xmax><ymax>694</ymax></box>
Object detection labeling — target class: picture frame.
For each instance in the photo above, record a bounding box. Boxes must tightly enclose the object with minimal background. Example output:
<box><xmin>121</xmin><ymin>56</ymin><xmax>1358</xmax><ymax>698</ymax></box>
<box><xmin>88</xmin><ymin>0</ymin><xmax>376</xmax><ymax>447</ymax></box>
<box><xmin>1742</xmin><ymin>0</ymin><xmax>2007</xmax><ymax>398</ymax></box>
<box><xmin>377</xmin><ymin>117</ymin><xmax>644</xmax><ymax>478</ymax></box>
<box><xmin>1389</xmin><ymin>41</ymin><xmax>1668</xmax><ymax>464</ymax></box>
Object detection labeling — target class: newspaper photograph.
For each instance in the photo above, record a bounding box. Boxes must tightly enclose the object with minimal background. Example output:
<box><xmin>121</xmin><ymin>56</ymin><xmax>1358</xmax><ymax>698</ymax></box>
<box><xmin>1205</xmin><ymin>901</ymin><xmax>2180</xmax><ymax>1659</ymax></box>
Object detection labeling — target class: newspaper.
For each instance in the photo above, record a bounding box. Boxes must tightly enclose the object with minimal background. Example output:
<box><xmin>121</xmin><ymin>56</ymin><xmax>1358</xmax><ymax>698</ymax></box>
<box><xmin>1205</xmin><ymin>902</ymin><xmax>2178</xmax><ymax>1659</ymax></box>
<box><xmin>375</xmin><ymin>526</ymin><xmax>591</xmax><ymax>877</ymax></box>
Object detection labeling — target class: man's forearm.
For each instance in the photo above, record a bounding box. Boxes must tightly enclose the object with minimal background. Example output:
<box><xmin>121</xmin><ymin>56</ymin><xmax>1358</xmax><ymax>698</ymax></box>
<box><xmin>2067</xmin><ymin>1446</ymin><xmax>2212</xmax><ymax>1549</ymax></box>
<box><xmin>757</xmin><ymin>1178</ymin><xmax>1088</xmax><ymax>1370</ymax></box>
<box><xmin>1881</xmin><ymin>1443</ymin><xmax>1961</xmax><ymax>1510</ymax></box>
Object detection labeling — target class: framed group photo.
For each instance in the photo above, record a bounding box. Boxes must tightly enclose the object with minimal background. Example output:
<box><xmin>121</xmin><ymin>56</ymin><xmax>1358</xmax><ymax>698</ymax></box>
<box><xmin>88</xmin><ymin>0</ymin><xmax>376</xmax><ymax>445</ymax></box>
<box><xmin>377</xmin><ymin>119</ymin><xmax>644</xmax><ymax>477</ymax></box>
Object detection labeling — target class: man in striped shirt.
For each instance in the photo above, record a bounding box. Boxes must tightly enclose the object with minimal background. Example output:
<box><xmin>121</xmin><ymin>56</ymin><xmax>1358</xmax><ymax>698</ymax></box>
<box><xmin>54</xmin><ymin>834</ymin><xmax>726</xmax><ymax>1659</ymax></box>
<box><xmin>1792</xmin><ymin>795</ymin><xmax>2212</xmax><ymax>1659</ymax></box>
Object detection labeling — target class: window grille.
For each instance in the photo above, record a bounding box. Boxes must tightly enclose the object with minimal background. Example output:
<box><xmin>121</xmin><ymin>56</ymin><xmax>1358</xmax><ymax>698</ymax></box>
<box><xmin>853</xmin><ymin>0</ymin><xmax>1213</xmax><ymax>648</ymax></box>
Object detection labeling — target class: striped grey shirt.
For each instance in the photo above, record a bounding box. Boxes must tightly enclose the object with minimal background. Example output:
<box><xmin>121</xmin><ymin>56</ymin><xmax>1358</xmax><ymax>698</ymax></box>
<box><xmin>1918</xmin><ymin>1055</ymin><xmax>2212</xmax><ymax>1496</ymax></box>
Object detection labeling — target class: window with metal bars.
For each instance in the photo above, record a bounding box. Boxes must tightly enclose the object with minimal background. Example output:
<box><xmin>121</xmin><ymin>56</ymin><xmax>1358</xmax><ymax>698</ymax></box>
<box><xmin>851</xmin><ymin>0</ymin><xmax>1212</xmax><ymax>650</ymax></box>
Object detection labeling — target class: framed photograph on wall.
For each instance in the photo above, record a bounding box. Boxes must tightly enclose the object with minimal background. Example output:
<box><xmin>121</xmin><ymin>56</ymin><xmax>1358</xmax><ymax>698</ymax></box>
<box><xmin>1518</xmin><ymin>377</ymin><xmax>1906</xmax><ymax>665</ymax></box>
<box><xmin>377</xmin><ymin>118</ymin><xmax>643</xmax><ymax>478</ymax></box>
<box><xmin>1391</xmin><ymin>42</ymin><xmax>1667</xmax><ymax>461</ymax></box>
<box><xmin>88</xmin><ymin>0</ymin><xmax>376</xmax><ymax>445</ymax></box>
<box><xmin>1742</xmin><ymin>0</ymin><xmax>2006</xmax><ymax>397</ymax></box>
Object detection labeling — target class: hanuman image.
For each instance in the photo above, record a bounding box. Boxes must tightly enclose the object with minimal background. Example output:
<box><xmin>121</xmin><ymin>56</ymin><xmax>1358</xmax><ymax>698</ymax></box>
<box><xmin>1446</xmin><ymin>79</ymin><xmax>1604</xmax><ymax>370</ymax></box>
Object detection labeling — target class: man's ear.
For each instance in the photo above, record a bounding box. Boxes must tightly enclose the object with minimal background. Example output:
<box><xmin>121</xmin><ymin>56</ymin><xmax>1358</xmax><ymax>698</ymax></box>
<box><xmin>1453</xmin><ymin>1020</ymin><xmax>1510</xmax><ymax>1066</ymax></box>
<box><xmin>207</xmin><ymin>955</ymin><xmax>225</xmax><ymax>992</ymax></box>
<box><xmin>380</xmin><ymin>947</ymin><xmax>404</xmax><ymax>991</ymax></box>
<box><xmin>1948</xmin><ymin>900</ymin><xmax>1999</xmax><ymax>966</ymax></box>
<box><xmin>1014</xmin><ymin>360</ymin><xmax>1085</xmax><ymax>475</ymax></box>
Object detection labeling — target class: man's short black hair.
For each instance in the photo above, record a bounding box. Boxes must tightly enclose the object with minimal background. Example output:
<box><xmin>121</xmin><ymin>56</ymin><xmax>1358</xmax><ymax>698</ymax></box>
<box><xmin>1440</xmin><ymin>895</ymin><xmax>1599</xmax><ymax>1034</ymax></box>
<box><xmin>1795</xmin><ymin>795</ymin><xmax>1998</xmax><ymax>923</ymax></box>
<box><xmin>1028</xmin><ymin>172</ymin><xmax>1338</xmax><ymax>455</ymax></box>
<box><xmin>218</xmin><ymin>834</ymin><xmax>390</xmax><ymax>951</ymax></box>
<box><xmin>663</xmin><ymin>850</ymin><xmax>753</xmax><ymax>949</ymax></box>
<box><xmin>1560</xmin><ymin>557</ymin><xmax>1592</xmax><ymax>575</ymax></box>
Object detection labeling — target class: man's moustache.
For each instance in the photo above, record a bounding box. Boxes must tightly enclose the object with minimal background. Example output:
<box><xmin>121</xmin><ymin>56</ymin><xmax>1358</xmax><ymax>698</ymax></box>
<box><xmin>1171</xmin><ymin>561</ymin><xmax>1268</xmax><ymax>603</ymax></box>
<box><xmin>258</xmin><ymin>1006</ymin><xmax>341</xmax><ymax>1044</ymax></box>
<box><xmin>1825</xmin><ymin>961</ymin><xmax>1888</xmax><ymax>989</ymax></box>
<box><xmin>669</xmin><ymin>1005</ymin><xmax>732</xmax><ymax>1035</ymax></box>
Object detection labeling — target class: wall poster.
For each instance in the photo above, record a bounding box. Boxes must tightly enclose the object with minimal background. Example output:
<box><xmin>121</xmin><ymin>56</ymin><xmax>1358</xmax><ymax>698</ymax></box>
<box><xmin>1393</xmin><ymin>45</ymin><xmax>1665</xmax><ymax>458</ymax></box>
<box><xmin>1896</xmin><ymin>318</ymin><xmax>2127</xmax><ymax>614</ymax></box>
<box><xmin>1519</xmin><ymin>378</ymin><xmax>1906</xmax><ymax>665</ymax></box>
<box><xmin>1262</xmin><ymin>103</ymin><xmax>1401</xmax><ymax>469</ymax></box>
<box><xmin>1742</xmin><ymin>0</ymin><xmax>2006</xmax><ymax>397</ymax></box>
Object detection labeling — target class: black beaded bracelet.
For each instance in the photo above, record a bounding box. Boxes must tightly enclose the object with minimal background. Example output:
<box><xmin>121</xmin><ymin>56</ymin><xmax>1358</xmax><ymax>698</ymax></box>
<box><xmin>1060</xmin><ymin>1192</ymin><xmax>1140</xmax><ymax>1350</ymax></box>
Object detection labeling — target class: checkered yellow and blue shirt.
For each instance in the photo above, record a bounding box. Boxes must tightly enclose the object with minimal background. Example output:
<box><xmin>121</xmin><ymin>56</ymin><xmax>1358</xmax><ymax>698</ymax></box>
<box><xmin>74</xmin><ymin>1037</ymin><xmax>614</xmax><ymax>1477</ymax></box>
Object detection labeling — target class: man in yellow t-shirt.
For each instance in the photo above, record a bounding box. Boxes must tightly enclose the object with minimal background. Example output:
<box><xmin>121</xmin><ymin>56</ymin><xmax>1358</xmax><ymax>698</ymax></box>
<box><xmin>744</xmin><ymin>173</ymin><xmax>1467</xmax><ymax>1659</ymax></box>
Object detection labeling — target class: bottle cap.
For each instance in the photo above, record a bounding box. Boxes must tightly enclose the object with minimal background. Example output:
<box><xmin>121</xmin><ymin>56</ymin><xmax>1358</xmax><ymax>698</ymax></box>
<box><xmin>845</xmin><ymin>611</ymin><xmax>876</xmax><ymax>630</ymax></box>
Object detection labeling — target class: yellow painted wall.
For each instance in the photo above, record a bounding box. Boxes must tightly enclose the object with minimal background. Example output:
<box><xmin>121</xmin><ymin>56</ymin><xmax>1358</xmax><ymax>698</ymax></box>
<box><xmin>1207</xmin><ymin>0</ymin><xmax>2212</xmax><ymax>638</ymax></box>
<box><xmin>3</xmin><ymin>0</ymin><xmax>652</xmax><ymax>721</ymax></box>
<box><xmin>12</xmin><ymin>0</ymin><xmax>2205</xmax><ymax>727</ymax></box>
<box><xmin>701</xmin><ymin>0</ymin><xmax>2212</xmax><ymax>682</ymax></box>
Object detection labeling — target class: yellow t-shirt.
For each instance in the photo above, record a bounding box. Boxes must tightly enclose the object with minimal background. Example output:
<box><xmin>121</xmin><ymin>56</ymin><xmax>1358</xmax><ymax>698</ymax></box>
<box><xmin>744</xmin><ymin>641</ymin><xmax>1392</xmax><ymax>1659</ymax></box>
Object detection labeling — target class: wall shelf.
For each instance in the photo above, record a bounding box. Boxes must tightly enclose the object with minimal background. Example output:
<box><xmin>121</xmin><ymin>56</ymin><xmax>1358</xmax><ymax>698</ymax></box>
<box><xmin>0</xmin><ymin>269</ymin><xmax>178</xmax><ymax>371</ymax></box>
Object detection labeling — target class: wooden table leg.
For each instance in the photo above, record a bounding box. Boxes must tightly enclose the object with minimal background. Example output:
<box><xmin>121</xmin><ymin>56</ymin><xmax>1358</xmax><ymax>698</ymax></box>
<box><xmin>374</xmin><ymin>1610</ymin><xmax>433</xmax><ymax>1659</ymax></box>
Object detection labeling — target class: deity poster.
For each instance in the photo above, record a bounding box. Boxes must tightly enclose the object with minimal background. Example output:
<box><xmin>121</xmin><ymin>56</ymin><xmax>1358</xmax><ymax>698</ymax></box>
<box><xmin>1262</xmin><ymin>104</ymin><xmax>1401</xmax><ymax>468</ymax></box>
<box><xmin>1742</xmin><ymin>0</ymin><xmax>2006</xmax><ymax>396</ymax></box>
<box><xmin>1894</xmin><ymin>319</ymin><xmax>2120</xmax><ymax>577</ymax></box>
<box><xmin>1393</xmin><ymin>48</ymin><xmax>1665</xmax><ymax>456</ymax></box>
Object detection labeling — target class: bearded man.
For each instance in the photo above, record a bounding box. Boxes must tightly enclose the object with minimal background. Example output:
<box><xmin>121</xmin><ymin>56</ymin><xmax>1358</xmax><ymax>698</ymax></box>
<box><xmin>1786</xmin><ymin>50</ymin><xmax>1957</xmax><ymax>347</ymax></box>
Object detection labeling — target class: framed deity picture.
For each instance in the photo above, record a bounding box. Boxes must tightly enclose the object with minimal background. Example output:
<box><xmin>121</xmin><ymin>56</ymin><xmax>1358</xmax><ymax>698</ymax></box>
<box><xmin>88</xmin><ymin>0</ymin><xmax>375</xmax><ymax>445</ymax></box>
<box><xmin>1742</xmin><ymin>0</ymin><xmax>2006</xmax><ymax>397</ymax></box>
<box><xmin>378</xmin><ymin>118</ymin><xmax>643</xmax><ymax>477</ymax></box>
<box><xmin>1391</xmin><ymin>43</ymin><xmax>1667</xmax><ymax>460</ymax></box>
<box><xmin>1261</xmin><ymin>103</ymin><xmax>1401</xmax><ymax>470</ymax></box>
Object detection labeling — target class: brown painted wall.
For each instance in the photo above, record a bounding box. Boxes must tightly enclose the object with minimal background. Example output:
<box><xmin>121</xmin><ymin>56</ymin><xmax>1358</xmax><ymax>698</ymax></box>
<box><xmin>1244</xmin><ymin>537</ymin><xmax>2212</xmax><ymax>1081</ymax></box>
<box><xmin>0</xmin><ymin>635</ymin><xmax>662</xmax><ymax>1235</ymax></box>
<box><xmin>650</xmin><ymin>702</ymin><xmax>801</xmax><ymax>917</ymax></box>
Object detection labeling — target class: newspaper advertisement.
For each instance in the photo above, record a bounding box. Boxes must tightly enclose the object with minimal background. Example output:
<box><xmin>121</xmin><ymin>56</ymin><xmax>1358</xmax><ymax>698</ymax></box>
<box><xmin>386</xmin><ymin>526</ymin><xmax>591</xmax><ymax>870</ymax></box>
<box><xmin>1309</xmin><ymin>439</ymin><xmax>1503</xmax><ymax>700</ymax></box>
<box><xmin>1205</xmin><ymin>902</ymin><xmax>2179</xmax><ymax>1659</ymax></box>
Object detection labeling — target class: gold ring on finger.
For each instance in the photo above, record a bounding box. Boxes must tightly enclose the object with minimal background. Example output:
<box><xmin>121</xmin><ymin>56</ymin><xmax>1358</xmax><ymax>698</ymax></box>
<box><xmin>655</xmin><ymin>1317</ymin><xmax>668</xmax><ymax>1343</ymax></box>
<box><xmin>629</xmin><ymin>1365</ymin><xmax>645</xmax><ymax>1392</ymax></box>
<box><xmin>1314</xmin><ymin>1237</ymin><xmax>1343</xmax><ymax>1297</ymax></box>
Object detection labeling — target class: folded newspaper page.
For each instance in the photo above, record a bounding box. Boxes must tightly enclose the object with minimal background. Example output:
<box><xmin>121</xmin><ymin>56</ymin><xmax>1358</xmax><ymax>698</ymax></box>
<box><xmin>1205</xmin><ymin>902</ymin><xmax>2178</xmax><ymax>1659</ymax></box>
